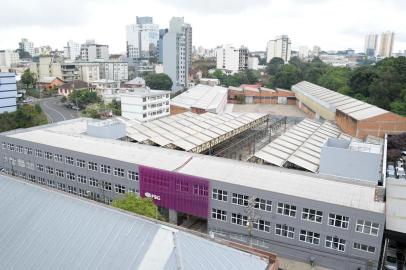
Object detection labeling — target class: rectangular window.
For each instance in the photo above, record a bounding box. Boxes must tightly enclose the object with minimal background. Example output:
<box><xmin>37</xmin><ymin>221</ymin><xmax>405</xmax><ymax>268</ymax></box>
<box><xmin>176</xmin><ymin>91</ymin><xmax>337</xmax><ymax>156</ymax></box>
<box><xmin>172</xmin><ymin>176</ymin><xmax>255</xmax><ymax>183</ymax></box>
<box><xmin>103</xmin><ymin>181</ymin><xmax>112</xmax><ymax>191</ymax></box>
<box><xmin>48</xmin><ymin>180</ymin><xmax>56</xmax><ymax>188</ymax></box>
<box><xmin>78</xmin><ymin>188</ymin><xmax>88</xmax><ymax>197</ymax></box>
<box><xmin>45</xmin><ymin>166</ymin><xmax>54</xmax><ymax>175</ymax></box>
<box><xmin>35</xmin><ymin>149</ymin><xmax>43</xmax><ymax>158</ymax></box>
<box><xmin>353</xmin><ymin>242</ymin><xmax>376</xmax><ymax>254</ymax></box>
<box><xmin>76</xmin><ymin>159</ymin><xmax>86</xmax><ymax>168</ymax></box>
<box><xmin>16</xmin><ymin>145</ymin><xmax>23</xmax><ymax>153</ymax></box>
<box><xmin>89</xmin><ymin>177</ymin><xmax>99</xmax><ymax>187</ymax></box>
<box><xmin>78</xmin><ymin>175</ymin><xmax>87</xmax><ymax>184</ymax></box>
<box><xmin>25</xmin><ymin>147</ymin><xmax>33</xmax><ymax>155</ymax></box>
<box><xmin>113</xmin><ymin>167</ymin><xmax>125</xmax><ymax>177</ymax></box>
<box><xmin>38</xmin><ymin>177</ymin><xmax>47</xmax><ymax>185</ymax></box>
<box><xmin>65</xmin><ymin>156</ymin><xmax>74</xmax><ymax>165</ymax></box>
<box><xmin>100</xmin><ymin>164</ymin><xmax>111</xmax><ymax>174</ymax></box>
<box><xmin>328</xmin><ymin>213</ymin><xmax>349</xmax><ymax>229</ymax></box>
<box><xmin>299</xmin><ymin>230</ymin><xmax>320</xmax><ymax>245</ymax></box>
<box><xmin>231</xmin><ymin>213</ymin><xmax>248</xmax><ymax>227</ymax></box>
<box><xmin>2</xmin><ymin>142</ymin><xmax>6</xmax><ymax>149</ymax></box>
<box><xmin>277</xmin><ymin>202</ymin><xmax>296</xmax><ymax>217</ymax></box>
<box><xmin>128</xmin><ymin>170</ymin><xmax>139</xmax><ymax>181</ymax></box>
<box><xmin>115</xmin><ymin>184</ymin><xmax>126</xmax><ymax>194</ymax></box>
<box><xmin>255</xmin><ymin>198</ymin><xmax>272</xmax><ymax>212</ymax></box>
<box><xmin>325</xmin><ymin>236</ymin><xmax>346</xmax><ymax>252</ymax></box>
<box><xmin>253</xmin><ymin>219</ymin><xmax>271</xmax><ymax>232</ymax></box>
<box><xmin>212</xmin><ymin>208</ymin><xmax>227</xmax><ymax>221</ymax></box>
<box><xmin>45</xmin><ymin>151</ymin><xmax>53</xmax><ymax>160</ymax></box>
<box><xmin>54</xmin><ymin>154</ymin><xmax>63</xmax><ymax>162</ymax></box>
<box><xmin>55</xmin><ymin>169</ymin><xmax>64</xmax><ymax>178</ymax></box>
<box><xmin>88</xmin><ymin>161</ymin><xmax>98</xmax><ymax>171</ymax></box>
<box><xmin>176</xmin><ymin>181</ymin><xmax>189</xmax><ymax>192</ymax></box>
<box><xmin>275</xmin><ymin>224</ymin><xmax>295</xmax><ymax>239</ymax></box>
<box><xmin>66</xmin><ymin>171</ymin><xmax>75</xmax><ymax>181</ymax></box>
<box><xmin>57</xmin><ymin>183</ymin><xmax>66</xmax><ymax>191</ymax></box>
<box><xmin>68</xmin><ymin>186</ymin><xmax>77</xmax><ymax>195</ymax></box>
<box><xmin>212</xmin><ymin>188</ymin><xmax>228</xmax><ymax>202</ymax></box>
<box><xmin>355</xmin><ymin>219</ymin><xmax>379</xmax><ymax>236</ymax></box>
<box><xmin>232</xmin><ymin>193</ymin><xmax>249</xmax><ymax>206</ymax></box>
<box><xmin>302</xmin><ymin>208</ymin><xmax>323</xmax><ymax>223</ymax></box>
<box><xmin>36</xmin><ymin>164</ymin><xmax>44</xmax><ymax>172</ymax></box>
<box><xmin>193</xmin><ymin>185</ymin><xmax>208</xmax><ymax>196</ymax></box>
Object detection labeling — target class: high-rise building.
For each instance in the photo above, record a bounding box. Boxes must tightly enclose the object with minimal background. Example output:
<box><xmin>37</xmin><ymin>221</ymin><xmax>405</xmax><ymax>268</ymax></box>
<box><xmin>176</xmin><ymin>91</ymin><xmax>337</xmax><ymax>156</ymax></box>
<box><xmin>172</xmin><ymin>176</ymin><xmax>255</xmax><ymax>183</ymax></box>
<box><xmin>126</xmin><ymin>16</ymin><xmax>159</xmax><ymax>60</ymax></box>
<box><xmin>0</xmin><ymin>50</ymin><xmax>20</xmax><ymax>67</ymax></box>
<box><xmin>298</xmin><ymin>46</ymin><xmax>309</xmax><ymax>59</ymax></box>
<box><xmin>364</xmin><ymin>33</ymin><xmax>378</xmax><ymax>57</ymax></box>
<box><xmin>216</xmin><ymin>45</ymin><xmax>248</xmax><ymax>73</ymax></box>
<box><xmin>80</xmin><ymin>40</ymin><xmax>109</xmax><ymax>62</ymax></box>
<box><xmin>379</xmin><ymin>31</ymin><xmax>395</xmax><ymax>58</ymax></box>
<box><xmin>163</xmin><ymin>17</ymin><xmax>192</xmax><ymax>91</ymax></box>
<box><xmin>0</xmin><ymin>73</ymin><xmax>17</xmax><ymax>113</ymax></box>
<box><xmin>157</xmin><ymin>29</ymin><xmax>168</xmax><ymax>63</ymax></box>
<box><xmin>18</xmin><ymin>38</ymin><xmax>34</xmax><ymax>57</ymax></box>
<box><xmin>266</xmin><ymin>35</ymin><xmax>291</xmax><ymax>63</ymax></box>
<box><xmin>64</xmin><ymin>40</ymin><xmax>81</xmax><ymax>61</ymax></box>
<box><xmin>312</xmin><ymin>46</ymin><xmax>321</xmax><ymax>57</ymax></box>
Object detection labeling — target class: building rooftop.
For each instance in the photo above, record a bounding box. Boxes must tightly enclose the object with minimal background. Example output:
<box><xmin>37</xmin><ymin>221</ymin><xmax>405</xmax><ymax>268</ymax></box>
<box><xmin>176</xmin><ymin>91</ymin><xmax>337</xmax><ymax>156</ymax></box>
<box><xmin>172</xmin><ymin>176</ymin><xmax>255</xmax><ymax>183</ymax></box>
<box><xmin>171</xmin><ymin>84</ymin><xmax>228</xmax><ymax>112</ymax></box>
<box><xmin>0</xmin><ymin>175</ymin><xmax>269</xmax><ymax>270</ymax></box>
<box><xmin>292</xmin><ymin>81</ymin><xmax>389</xmax><ymax>120</ymax></box>
<box><xmin>2</xmin><ymin>118</ymin><xmax>384</xmax><ymax>213</ymax></box>
<box><xmin>38</xmin><ymin>76</ymin><xmax>62</xmax><ymax>84</ymax></box>
<box><xmin>386</xmin><ymin>178</ymin><xmax>406</xmax><ymax>234</ymax></box>
<box><xmin>121</xmin><ymin>88</ymin><xmax>170</xmax><ymax>98</ymax></box>
<box><xmin>125</xmin><ymin>77</ymin><xmax>146</xmax><ymax>86</ymax></box>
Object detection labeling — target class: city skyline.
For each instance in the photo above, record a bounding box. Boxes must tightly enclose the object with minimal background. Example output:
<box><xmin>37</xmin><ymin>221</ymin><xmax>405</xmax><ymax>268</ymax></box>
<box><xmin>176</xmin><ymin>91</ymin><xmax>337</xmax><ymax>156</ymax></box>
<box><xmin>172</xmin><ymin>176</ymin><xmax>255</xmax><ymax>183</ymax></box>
<box><xmin>0</xmin><ymin>0</ymin><xmax>405</xmax><ymax>54</ymax></box>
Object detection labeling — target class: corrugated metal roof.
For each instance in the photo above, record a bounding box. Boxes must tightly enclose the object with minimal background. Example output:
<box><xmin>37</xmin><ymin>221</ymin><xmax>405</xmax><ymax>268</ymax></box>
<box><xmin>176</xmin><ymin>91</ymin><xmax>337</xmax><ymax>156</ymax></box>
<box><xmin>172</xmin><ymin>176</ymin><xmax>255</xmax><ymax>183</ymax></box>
<box><xmin>0</xmin><ymin>176</ymin><xmax>269</xmax><ymax>270</ymax></box>
<box><xmin>292</xmin><ymin>81</ymin><xmax>389</xmax><ymax>120</ymax></box>
<box><xmin>253</xmin><ymin>119</ymin><xmax>354</xmax><ymax>172</ymax></box>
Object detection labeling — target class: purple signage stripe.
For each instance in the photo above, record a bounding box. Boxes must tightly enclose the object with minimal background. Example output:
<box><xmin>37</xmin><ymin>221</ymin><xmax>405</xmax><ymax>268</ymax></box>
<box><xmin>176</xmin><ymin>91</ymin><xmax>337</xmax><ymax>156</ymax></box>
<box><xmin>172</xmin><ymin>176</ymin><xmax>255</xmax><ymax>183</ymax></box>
<box><xmin>139</xmin><ymin>166</ymin><xmax>209</xmax><ymax>219</ymax></box>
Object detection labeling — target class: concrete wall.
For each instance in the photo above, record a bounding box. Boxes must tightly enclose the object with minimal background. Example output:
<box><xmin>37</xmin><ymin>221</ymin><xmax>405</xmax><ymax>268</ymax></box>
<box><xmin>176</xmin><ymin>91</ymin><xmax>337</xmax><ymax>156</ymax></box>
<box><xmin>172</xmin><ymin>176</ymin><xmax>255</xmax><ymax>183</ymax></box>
<box><xmin>208</xmin><ymin>179</ymin><xmax>385</xmax><ymax>270</ymax></box>
<box><xmin>293</xmin><ymin>91</ymin><xmax>335</xmax><ymax>121</ymax></box>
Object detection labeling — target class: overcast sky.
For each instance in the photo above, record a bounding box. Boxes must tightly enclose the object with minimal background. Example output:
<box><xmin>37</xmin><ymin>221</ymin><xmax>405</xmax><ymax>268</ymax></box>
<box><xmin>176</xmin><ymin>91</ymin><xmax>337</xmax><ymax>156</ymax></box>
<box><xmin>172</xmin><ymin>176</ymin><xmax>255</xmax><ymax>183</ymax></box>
<box><xmin>0</xmin><ymin>0</ymin><xmax>405</xmax><ymax>54</ymax></box>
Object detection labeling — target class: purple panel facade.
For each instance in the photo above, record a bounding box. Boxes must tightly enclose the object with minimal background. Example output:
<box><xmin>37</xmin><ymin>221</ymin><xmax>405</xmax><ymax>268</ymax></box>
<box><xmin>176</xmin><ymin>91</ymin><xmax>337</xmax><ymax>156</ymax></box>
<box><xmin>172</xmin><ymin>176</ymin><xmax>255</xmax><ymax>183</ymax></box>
<box><xmin>139</xmin><ymin>166</ymin><xmax>210</xmax><ymax>219</ymax></box>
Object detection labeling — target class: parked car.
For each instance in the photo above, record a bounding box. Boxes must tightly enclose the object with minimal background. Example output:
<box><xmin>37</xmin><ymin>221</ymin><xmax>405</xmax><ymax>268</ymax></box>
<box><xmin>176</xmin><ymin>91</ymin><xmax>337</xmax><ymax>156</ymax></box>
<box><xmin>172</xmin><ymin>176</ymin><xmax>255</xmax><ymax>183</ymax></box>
<box><xmin>387</xmin><ymin>164</ymin><xmax>396</xmax><ymax>178</ymax></box>
<box><xmin>397</xmin><ymin>167</ymin><xmax>406</xmax><ymax>179</ymax></box>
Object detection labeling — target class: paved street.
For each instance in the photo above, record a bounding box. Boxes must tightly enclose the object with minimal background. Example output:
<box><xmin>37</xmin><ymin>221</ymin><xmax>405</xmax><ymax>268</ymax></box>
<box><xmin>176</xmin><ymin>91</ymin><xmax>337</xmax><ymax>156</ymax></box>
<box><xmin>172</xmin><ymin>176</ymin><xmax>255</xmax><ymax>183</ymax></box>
<box><xmin>37</xmin><ymin>97</ymin><xmax>79</xmax><ymax>123</ymax></box>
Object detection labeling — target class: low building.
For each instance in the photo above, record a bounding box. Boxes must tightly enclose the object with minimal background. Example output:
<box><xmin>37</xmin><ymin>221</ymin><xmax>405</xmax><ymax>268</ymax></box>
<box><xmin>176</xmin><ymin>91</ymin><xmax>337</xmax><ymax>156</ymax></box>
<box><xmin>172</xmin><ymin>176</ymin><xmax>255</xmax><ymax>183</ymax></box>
<box><xmin>121</xmin><ymin>89</ymin><xmax>170</xmax><ymax>122</ymax></box>
<box><xmin>123</xmin><ymin>77</ymin><xmax>146</xmax><ymax>88</ymax></box>
<box><xmin>58</xmin><ymin>80</ymin><xmax>95</xmax><ymax>96</ymax></box>
<box><xmin>228</xmin><ymin>86</ymin><xmax>296</xmax><ymax>105</ymax></box>
<box><xmin>170</xmin><ymin>84</ymin><xmax>228</xmax><ymax>115</ymax></box>
<box><xmin>199</xmin><ymin>78</ymin><xmax>220</xmax><ymax>87</ymax></box>
<box><xmin>38</xmin><ymin>76</ymin><xmax>64</xmax><ymax>90</ymax></box>
<box><xmin>0</xmin><ymin>72</ymin><xmax>17</xmax><ymax>113</ymax></box>
<box><xmin>292</xmin><ymin>81</ymin><xmax>406</xmax><ymax>139</ymax></box>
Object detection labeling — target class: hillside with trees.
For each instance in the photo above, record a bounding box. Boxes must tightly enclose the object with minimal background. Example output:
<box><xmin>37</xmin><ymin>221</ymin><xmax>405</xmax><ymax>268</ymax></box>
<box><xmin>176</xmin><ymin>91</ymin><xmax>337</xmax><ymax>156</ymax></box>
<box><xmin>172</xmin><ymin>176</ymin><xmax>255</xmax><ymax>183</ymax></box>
<box><xmin>0</xmin><ymin>104</ymin><xmax>48</xmax><ymax>132</ymax></box>
<box><xmin>266</xmin><ymin>56</ymin><xmax>406</xmax><ymax>116</ymax></box>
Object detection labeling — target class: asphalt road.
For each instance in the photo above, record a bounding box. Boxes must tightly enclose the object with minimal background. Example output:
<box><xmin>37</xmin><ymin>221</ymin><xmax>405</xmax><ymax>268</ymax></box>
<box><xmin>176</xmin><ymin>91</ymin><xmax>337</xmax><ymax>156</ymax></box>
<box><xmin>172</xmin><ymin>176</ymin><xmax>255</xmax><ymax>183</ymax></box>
<box><xmin>37</xmin><ymin>97</ymin><xmax>80</xmax><ymax>123</ymax></box>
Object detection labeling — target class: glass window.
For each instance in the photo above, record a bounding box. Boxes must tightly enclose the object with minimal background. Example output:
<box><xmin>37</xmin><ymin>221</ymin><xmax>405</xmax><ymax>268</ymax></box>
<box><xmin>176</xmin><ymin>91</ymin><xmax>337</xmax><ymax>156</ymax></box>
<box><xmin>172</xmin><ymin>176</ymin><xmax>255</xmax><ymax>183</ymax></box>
<box><xmin>253</xmin><ymin>219</ymin><xmax>271</xmax><ymax>232</ymax></box>
<box><xmin>325</xmin><ymin>236</ymin><xmax>346</xmax><ymax>252</ymax></box>
<box><xmin>100</xmin><ymin>164</ymin><xmax>111</xmax><ymax>174</ymax></box>
<box><xmin>277</xmin><ymin>202</ymin><xmax>296</xmax><ymax>217</ymax></box>
<box><xmin>76</xmin><ymin>159</ymin><xmax>86</xmax><ymax>168</ymax></box>
<box><xmin>88</xmin><ymin>161</ymin><xmax>98</xmax><ymax>171</ymax></box>
<box><xmin>128</xmin><ymin>171</ymin><xmax>139</xmax><ymax>181</ymax></box>
<box><xmin>212</xmin><ymin>188</ymin><xmax>228</xmax><ymax>202</ymax></box>
<box><xmin>302</xmin><ymin>208</ymin><xmax>323</xmax><ymax>223</ymax></box>
<box><xmin>231</xmin><ymin>213</ymin><xmax>248</xmax><ymax>227</ymax></box>
<box><xmin>212</xmin><ymin>208</ymin><xmax>227</xmax><ymax>221</ymax></box>
<box><xmin>353</xmin><ymin>242</ymin><xmax>376</xmax><ymax>253</ymax></box>
<box><xmin>115</xmin><ymin>184</ymin><xmax>126</xmax><ymax>194</ymax></box>
<box><xmin>299</xmin><ymin>230</ymin><xmax>320</xmax><ymax>245</ymax></box>
<box><xmin>255</xmin><ymin>198</ymin><xmax>272</xmax><ymax>212</ymax></box>
<box><xmin>328</xmin><ymin>213</ymin><xmax>349</xmax><ymax>229</ymax></box>
<box><xmin>232</xmin><ymin>193</ymin><xmax>249</xmax><ymax>206</ymax></box>
<box><xmin>275</xmin><ymin>224</ymin><xmax>295</xmax><ymax>239</ymax></box>
<box><xmin>355</xmin><ymin>219</ymin><xmax>379</xmax><ymax>236</ymax></box>
<box><xmin>65</xmin><ymin>156</ymin><xmax>74</xmax><ymax>165</ymax></box>
<box><xmin>113</xmin><ymin>167</ymin><xmax>125</xmax><ymax>177</ymax></box>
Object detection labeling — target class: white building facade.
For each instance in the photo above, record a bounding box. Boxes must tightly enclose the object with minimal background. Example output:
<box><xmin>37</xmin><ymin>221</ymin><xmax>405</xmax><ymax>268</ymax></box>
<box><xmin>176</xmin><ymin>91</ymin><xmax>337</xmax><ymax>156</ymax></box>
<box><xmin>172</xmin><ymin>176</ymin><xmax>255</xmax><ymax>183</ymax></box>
<box><xmin>126</xmin><ymin>16</ymin><xmax>159</xmax><ymax>60</ymax></box>
<box><xmin>64</xmin><ymin>40</ymin><xmax>81</xmax><ymax>61</ymax></box>
<box><xmin>121</xmin><ymin>89</ymin><xmax>170</xmax><ymax>121</ymax></box>
<box><xmin>0</xmin><ymin>50</ymin><xmax>20</xmax><ymax>67</ymax></box>
<box><xmin>379</xmin><ymin>31</ymin><xmax>395</xmax><ymax>58</ymax></box>
<box><xmin>80</xmin><ymin>40</ymin><xmax>109</xmax><ymax>62</ymax></box>
<box><xmin>18</xmin><ymin>38</ymin><xmax>34</xmax><ymax>56</ymax></box>
<box><xmin>266</xmin><ymin>35</ymin><xmax>291</xmax><ymax>63</ymax></box>
<box><xmin>364</xmin><ymin>33</ymin><xmax>378</xmax><ymax>56</ymax></box>
<box><xmin>163</xmin><ymin>17</ymin><xmax>192</xmax><ymax>91</ymax></box>
<box><xmin>0</xmin><ymin>73</ymin><xmax>17</xmax><ymax>113</ymax></box>
<box><xmin>216</xmin><ymin>45</ymin><xmax>248</xmax><ymax>73</ymax></box>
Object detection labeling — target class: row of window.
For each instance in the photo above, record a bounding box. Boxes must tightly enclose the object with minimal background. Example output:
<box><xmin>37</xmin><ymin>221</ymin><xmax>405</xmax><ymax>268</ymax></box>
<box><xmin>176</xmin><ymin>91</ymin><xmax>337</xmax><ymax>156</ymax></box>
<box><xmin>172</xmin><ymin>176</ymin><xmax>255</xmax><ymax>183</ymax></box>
<box><xmin>211</xmin><ymin>208</ymin><xmax>376</xmax><ymax>254</ymax></box>
<box><xmin>212</xmin><ymin>190</ymin><xmax>379</xmax><ymax>236</ymax></box>
<box><xmin>2</xmin><ymin>145</ymin><xmax>139</xmax><ymax>181</ymax></box>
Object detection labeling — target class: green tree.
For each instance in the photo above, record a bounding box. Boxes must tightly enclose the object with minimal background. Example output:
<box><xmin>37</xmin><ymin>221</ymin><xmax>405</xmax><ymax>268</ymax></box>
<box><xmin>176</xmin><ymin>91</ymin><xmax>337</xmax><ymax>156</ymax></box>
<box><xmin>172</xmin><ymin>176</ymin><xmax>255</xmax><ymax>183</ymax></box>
<box><xmin>21</xmin><ymin>69</ymin><xmax>36</xmax><ymax>89</ymax></box>
<box><xmin>112</xmin><ymin>193</ymin><xmax>162</xmax><ymax>220</ymax></box>
<box><xmin>317</xmin><ymin>67</ymin><xmax>351</xmax><ymax>92</ymax></box>
<box><xmin>82</xmin><ymin>103</ymin><xmax>101</xmax><ymax>119</ymax></box>
<box><xmin>68</xmin><ymin>89</ymin><xmax>101</xmax><ymax>109</ymax></box>
<box><xmin>212</xmin><ymin>69</ymin><xmax>225</xmax><ymax>81</ymax></box>
<box><xmin>144</xmin><ymin>73</ymin><xmax>173</xmax><ymax>90</ymax></box>
<box><xmin>106</xmin><ymin>99</ymin><xmax>121</xmax><ymax>116</ymax></box>
<box><xmin>271</xmin><ymin>64</ymin><xmax>303</xmax><ymax>89</ymax></box>
<box><xmin>0</xmin><ymin>104</ymin><xmax>47</xmax><ymax>132</ymax></box>
<box><xmin>266</xmin><ymin>57</ymin><xmax>285</xmax><ymax>75</ymax></box>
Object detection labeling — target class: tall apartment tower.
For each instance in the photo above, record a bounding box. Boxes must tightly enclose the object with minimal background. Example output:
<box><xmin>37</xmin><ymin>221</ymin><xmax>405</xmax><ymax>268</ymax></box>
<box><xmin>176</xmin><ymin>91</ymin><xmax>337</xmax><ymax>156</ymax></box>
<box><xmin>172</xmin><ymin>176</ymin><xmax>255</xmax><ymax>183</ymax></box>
<box><xmin>18</xmin><ymin>38</ymin><xmax>34</xmax><ymax>57</ymax></box>
<box><xmin>157</xmin><ymin>29</ymin><xmax>168</xmax><ymax>63</ymax></box>
<box><xmin>379</xmin><ymin>31</ymin><xmax>395</xmax><ymax>58</ymax></box>
<box><xmin>216</xmin><ymin>45</ymin><xmax>248</xmax><ymax>73</ymax></box>
<box><xmin>266</xmin><ymin>35</ymin><xmax>291</xmax><ymax>63</ymax></box>
<box><xmin>80</xmin><ymin>40</ymin><xmax>109</xmax><ymax>62</ymax></box>
<box><xmin>63</xmin><ymin>40</ymin><xmax>81</xmax><ymax>61</ymax></box>
<box><xmin>126</xmin><ymin>16</ymin><xmax>159</xmax><ymax>60</ymax></box>
<box><xmin>364</xmin><ymin>33</ymin><xmax>378</xmax><ymax>56</ymax></box>
<box><xmin>0</xmin><ymin>73</ymin><xmax>17</xmax><ymax>113</ymax></box>
<box><xmin>163</xmin><ymin>17</ymin><xmax>192</xmax><ymax>91</ymax></box>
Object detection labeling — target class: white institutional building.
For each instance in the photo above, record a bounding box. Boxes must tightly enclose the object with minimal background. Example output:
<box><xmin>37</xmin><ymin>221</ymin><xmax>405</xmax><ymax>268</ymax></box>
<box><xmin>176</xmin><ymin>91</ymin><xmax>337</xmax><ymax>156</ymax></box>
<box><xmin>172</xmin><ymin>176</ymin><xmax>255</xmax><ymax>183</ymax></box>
<box><xmin>163</xmin><ymin>17</ymin><xmax>192</xmax><ymax>92</ymax></box>
<box><xmin>121</xmin><ymin>89</ymin><xmax>170</xmax><ymax>122</ymax></box>
<box><xmin>266</xmin><ymin>35</ymin><xmax>291</xmax><ymax>63</ymax></box>
<box><xmin>126</xmin><ymin>16</ymin><xmax>159</xmax><ymax>60</ymax></box>
<box><xmin>216</xmin><ymin>45</ymin><xmax>248</xmax><ymax>74</ymax></box>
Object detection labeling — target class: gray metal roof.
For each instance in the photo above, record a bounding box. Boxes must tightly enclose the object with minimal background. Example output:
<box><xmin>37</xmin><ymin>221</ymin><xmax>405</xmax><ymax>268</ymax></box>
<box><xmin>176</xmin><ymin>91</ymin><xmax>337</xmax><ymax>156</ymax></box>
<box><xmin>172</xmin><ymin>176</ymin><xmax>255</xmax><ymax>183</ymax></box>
<box><xmin>253</xmin><ymin>119</ymin><xmax>354</xmax><ymax>172</ymax></box>
<box><xmin>0</xmin><ymin>175</ymin><xmax>269</xmax><ymax>270</ymax></box>
<box><xmin>292</xmin><ymin>81</ymin><xmax>389</xmax><ymax>120</ymax></box>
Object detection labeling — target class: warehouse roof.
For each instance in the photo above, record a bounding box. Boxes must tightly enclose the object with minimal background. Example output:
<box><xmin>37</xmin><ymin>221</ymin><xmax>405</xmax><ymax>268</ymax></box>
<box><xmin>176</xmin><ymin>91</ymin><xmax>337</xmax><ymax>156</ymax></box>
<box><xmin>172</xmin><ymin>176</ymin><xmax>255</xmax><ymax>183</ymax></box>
<box><xmin>171</xmin><ymin>84</ymin><xmax>228</xmax><ymax>112</ymax></box>
<box><xmin>125</xmin><ymin>112</ymin><xmax>268</xmax><ymax>153</ymax></box>
<box><xmin>3</xmin><ymin>120</ymin><xmax>383</xmax><ymax>212</ymax></box>
<box><xmin>0</xmin><ymin>175</ymin><xmax>269</xmax><ymax>270</ymax></box>
<box><xmin>252</xmin><ymin>119</ymin><xmax>362</xmax><ymax>172</ymax></box>
<box><xmin>292</xmin><ymin>81</ymin><xmax>389</xmax><ymax>120</ymax></box>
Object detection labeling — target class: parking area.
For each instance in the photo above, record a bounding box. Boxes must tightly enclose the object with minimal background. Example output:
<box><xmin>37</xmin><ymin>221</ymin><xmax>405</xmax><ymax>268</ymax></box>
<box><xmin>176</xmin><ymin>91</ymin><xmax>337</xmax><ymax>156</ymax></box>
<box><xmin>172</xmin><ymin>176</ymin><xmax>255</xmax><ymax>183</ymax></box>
<box><xmin>231</xmin><ymin>104</ymin><xmax>309</xmax><ymax>118</ymax></box>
